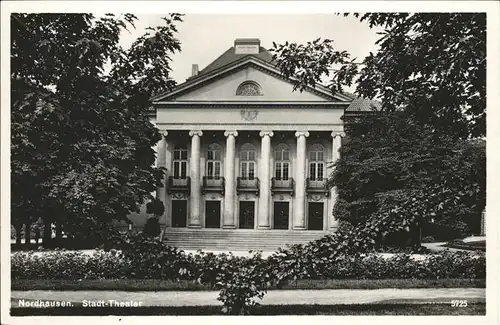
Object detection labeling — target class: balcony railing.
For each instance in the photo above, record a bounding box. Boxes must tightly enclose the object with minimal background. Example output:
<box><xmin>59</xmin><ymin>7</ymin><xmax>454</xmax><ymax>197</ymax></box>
<box><xmin>271</xmin><ymin>177</ymin><xmax>295</xmax><ymax>196</ymax></box>
<box><xmin>306</xmin><ymin>178</ymin><xmax>329</xmax><ymax>197</ymax></box>
<box><xmin>202</xmin><ymin>176</ymin><xmax>225</xmax><ymax>195</ymax></box>
<box><xmin>237</xmin><ymin>177</ymin><xmax>260</xmax><ymax>196</ymax></box>
<box><xmin>167</xmin><ymin>176</ymin><xmax>191</xmax><ymax>194</ymax></box>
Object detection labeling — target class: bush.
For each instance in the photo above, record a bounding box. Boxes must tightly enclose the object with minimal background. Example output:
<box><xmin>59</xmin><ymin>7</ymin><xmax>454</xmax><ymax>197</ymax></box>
<box><xmin>421</xmin><ymin>236</ymin><xmax>435</xmax><ymax>243</ymax></box>
<box><xmin>11</xmin><ymin>231</ymin><xmax>486</xmax><ymax>314</ymax></box>
<box><xmin>143</xmin><ymin>217</ymin><xmax>161</xmax><ymax>238</ymax></box>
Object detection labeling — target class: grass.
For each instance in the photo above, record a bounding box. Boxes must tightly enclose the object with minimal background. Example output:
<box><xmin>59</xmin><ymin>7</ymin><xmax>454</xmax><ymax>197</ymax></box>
<box><xmin>12</xmin><ymin>278</ymin><xmax>485</xmax><ymax>291</ymax></box>
<box><xmin>10</xmin><ymin>303</ymin><xmax>486</xmax><ymax>316</ymax></box>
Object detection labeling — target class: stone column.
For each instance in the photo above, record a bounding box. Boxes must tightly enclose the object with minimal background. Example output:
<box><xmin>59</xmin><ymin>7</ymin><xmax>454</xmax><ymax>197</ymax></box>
<box><xmin>223</xmin><ymin>131</ymin><xmax>238</xmax><ymax>228</ymax></box>
<box><xmin>329</xmin><ymin>131</ymin><xmax>345</xmax><ymax>229</ymax></box>
<box><xmin>258</xmin><ymin>131</ymin><xmax>274</xmax><ymax>229</ymax></box>
<box><xmin>156</xmin><ymin>131</ymin><xmax>168</xmax><ymax>225</ymax></box>
<box><xmin>189</xmin><ymin>130</ymin><xmax>203</xmax><ymax>228</ymax></box>
<box><xmin>293</xmin><ymin>131</ymin><xmax>309</xmax><ymax>230</ymax></box>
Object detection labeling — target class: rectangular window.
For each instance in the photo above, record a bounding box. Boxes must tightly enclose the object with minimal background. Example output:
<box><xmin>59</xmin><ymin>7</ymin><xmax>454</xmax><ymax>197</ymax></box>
<box><xmin>248</xmin><ymin>162</ymin><xmax>255</xmax><ymax>180</ymax></box>
<box><xmin>275</xmin><ymin>163</ymin><xmax>282</xmax><ymax>180</ymax></box>
<box><xmin>207</xmin><ymin>162</ymin><xmax>214</xmax><ymax>178</ymax></box>
<box><xmin>181</xmin><ymin>161</ymin><xmax>187</xmax><ymax>178</ymax></box>
<box><xmin>241</xmin><ymin>162</ymin><xmax>247</xmax><ymax>179</ymax></box>
<box><xmin>310</xmin><ymin>164</ymin><xmax>316</xmax><ymax>181</ymax></box>
<box><xmin>214</xmin><ymin>161</ymin><xmax>221</xmax><ymax>177</ymax></box>
<box><xmin>317</xmin><ymin>163</ymin><xmax>324</xmax><ymax>181</ymax></box>
<box><xmin>181</xmin><ymin>150</ymin><xmax>188</xmax><ymax>160</ymax></box>
<box><xmin>283</xmin><ymin>163</ymin><xmax>289</xmax><ymax>180</ymax></box>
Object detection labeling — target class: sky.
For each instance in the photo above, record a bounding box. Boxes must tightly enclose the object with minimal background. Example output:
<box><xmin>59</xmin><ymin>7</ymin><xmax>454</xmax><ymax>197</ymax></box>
<box><xmin>118</xmin><ymin>14</ymin><xmax>383</xmax><ymax>92</ymax></box>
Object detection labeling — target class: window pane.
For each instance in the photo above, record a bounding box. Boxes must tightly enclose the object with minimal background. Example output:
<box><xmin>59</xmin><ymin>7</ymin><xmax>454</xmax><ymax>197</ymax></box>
<box><xmin>214</xmin><ymin>150</ymin><xmax>221</xmax><ymax>160</ymax></box>
<box><xmin>174</xmin><ymin>161</ymin><xmax>179</xmax><ymax>178</ymax></box>
<box><xmin>215</xmin><ymin>162</ymin><xmax>221</xmax><ymax>177</ymax></box>
<box><xmin>181</xmin><ymin>162</ymin><xmax>187</xmax><ymax>178</ymax></box>
<box><xmin>249</xmin><ymin>162</ymin><xmax>255</xmax><ymax>180</ymax></box>
<box><xmin>208</xmin><ymin>162</ymin><xmax>213</xmax><ymax>178</ymax></box>
<box><xmin>310</xmin><ymin>151</ymin><xmax>315</xmax><ymax>161</ymax></box>
<box><xmin>318</xmin><ymin>151</ymin><xmax>324</xmax><ymax>161</ymax></box>
<box><xmin>310</xmin><ymin>164</ymin><xmax>316</xmax><ymax>180</ymax></box>
<box><xmin>275</xmin><ymin>162</ymin><xmax>282</xmax><ymax>179</ymax></box>
<box><xmin>283</xmin><ymin>151</ymin><xmax>289</xmax><ymax>161</ymax></box>
<box><xmin>181</xmin><ymin>150</ymin><xmax>188</xmax><ymax>160</ymax></box>
<box><xmin>249</xmin><ymin>151</ymin><xmax>255</xmax><ymax>161</ymax></box>
<box><xmin>241</xmin><ymin>162</ymin><xmax>247</xmax><ymax>179</ymax></box>
<box><xmin>208</xmin><ymin>150</ymin><xmax>214</xmax><ymax>160</ymax></box>
<box><xmin>174</xmin><ymin>151</ymin><xmax>180</xmax><ymax>160</ymax></box>
<box><xmin>283</xmin><ymin>163</ymin><xmax>289</xmax><ymax>180</ymax></box>
<box><xmin>318</xmin><ymin>163</ymin><xmax>324</xmax><ymax>180</ymax></box>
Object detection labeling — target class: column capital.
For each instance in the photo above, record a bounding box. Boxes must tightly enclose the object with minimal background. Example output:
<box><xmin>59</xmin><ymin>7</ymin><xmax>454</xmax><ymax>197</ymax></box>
<box><xmin>295</xmin><ymin>131</ymin><xmax>310</xmax><ymax>138</ymax></box>
<box><xmin>331</xmin><ymin>131</ymin><xmax>346</xmax><ymax>138</ymax></box>
<box><xmin>259</xmin><ymin>131</ymin><xmax>274</xmax><ymax>138</ymax></box>
<box><xmin>224</xmin><ymin>130</ymin><xmax>238</xmax><ymax>137</ymax></box>
<box><xmin>161</xmin><ymin>131</ymin><xmax>168</xmax><ymax>138</ymax></box>
<box><xmin>189</xmin><ymin>130</ymin><xmax>203</xmax><ymax>137</ymax></box>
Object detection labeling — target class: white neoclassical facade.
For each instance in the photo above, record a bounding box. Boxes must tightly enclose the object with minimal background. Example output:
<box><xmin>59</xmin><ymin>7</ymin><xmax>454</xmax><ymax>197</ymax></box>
<box><xmin>129</xmin><ymin>39</ymin><xmax>372</xmax><ymax>233</ymax></box>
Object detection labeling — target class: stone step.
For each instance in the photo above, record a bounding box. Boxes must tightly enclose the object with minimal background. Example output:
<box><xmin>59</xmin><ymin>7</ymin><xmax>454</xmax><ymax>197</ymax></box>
<box><xmin>161</xmin><ymin>228</ymin><xmax>330</xmax><ymax>251</ymax></box>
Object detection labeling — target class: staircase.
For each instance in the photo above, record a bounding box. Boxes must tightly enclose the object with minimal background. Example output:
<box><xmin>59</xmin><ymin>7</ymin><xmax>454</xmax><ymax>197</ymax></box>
<box><xmin>162</xmin><ymin>228</ymin><xmax>330</xmax><ymax>251</ymax></box>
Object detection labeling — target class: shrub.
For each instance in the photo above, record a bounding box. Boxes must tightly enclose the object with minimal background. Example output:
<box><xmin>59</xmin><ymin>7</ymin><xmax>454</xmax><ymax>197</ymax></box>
<box><xmin>143</xmin><ymin>217</ymin><xmax>161</xmax><ymax>238</ymax></box>
<box><xmin>421</xmin><ymin>236</ymin><xmax>435</xmax><ymax>243</ymax></box>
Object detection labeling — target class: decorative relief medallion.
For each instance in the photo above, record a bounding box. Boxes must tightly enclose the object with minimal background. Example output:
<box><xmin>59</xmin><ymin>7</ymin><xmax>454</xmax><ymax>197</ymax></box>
<box><xmin>211</xmin><ymin>195</ymin><xmax>217</xmax><ymax>200</ymax></box>
<box><xmin>240</xmin><ymin>109</ymin><xmax>259</xmax><ymax>121</ymax></box>
<box><xmin>279</xmin><ymin>195</ymin><xmax>284</xmax><ymax>201</ymax></box>
<box><xmin>244</xmin><ymin>194</ymin><xmax>250</xmax><ymax>200</ymax></box>
<box><xmin>172</xmin><ymin>192</ymin><xmax>187</xmax><ymax>200</ymax></box>
<box><xmin>310</xmin><ymin>194</ymin><xmax>323</xmax><ymax>202</ymax></box>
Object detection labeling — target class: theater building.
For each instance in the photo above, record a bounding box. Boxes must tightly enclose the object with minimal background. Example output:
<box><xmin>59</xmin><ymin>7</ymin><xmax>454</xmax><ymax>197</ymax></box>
<box><xmin>131</xmin><ymin>38</ymin><xmax>374</xmax><ymax>250</ymax></box>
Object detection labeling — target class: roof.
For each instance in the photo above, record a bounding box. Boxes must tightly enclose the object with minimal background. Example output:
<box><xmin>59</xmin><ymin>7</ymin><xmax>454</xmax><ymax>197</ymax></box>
<box><xmin>156</xmin><ymin>39</ymin><xmax>382</xmax><ymax>112</ymax></box>
<box><xmin>197</xmin><ymin>46</ymin><xmax>274</xmax><ymax>76</ymax></box>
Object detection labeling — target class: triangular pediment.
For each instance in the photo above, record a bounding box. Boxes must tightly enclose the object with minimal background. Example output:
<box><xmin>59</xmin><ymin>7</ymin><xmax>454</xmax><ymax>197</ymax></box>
<box><xmin>152</xmin><ymin>57</ymin><xmax>352</xmax><ymax>103</ymax></box>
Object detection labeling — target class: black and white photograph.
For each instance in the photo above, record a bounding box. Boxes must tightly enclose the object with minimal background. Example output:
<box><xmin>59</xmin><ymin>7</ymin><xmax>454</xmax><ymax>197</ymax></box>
<box><xmin>1</xmin><ymin>1</ymin><xmax>499</xmax><ymax>323</ymax></box>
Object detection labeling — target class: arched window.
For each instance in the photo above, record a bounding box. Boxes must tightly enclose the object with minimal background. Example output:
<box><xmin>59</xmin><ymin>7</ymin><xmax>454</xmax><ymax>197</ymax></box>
<box><xmin>173</xmin><ymin>145</ymin><xmax>188</xmax><ymax>179</ymax></box>
<box><xmin>309</xmin><ymin>144</ymin><xmax>325</xmax><ymax>181</ymax></box>
<box><xmin>236</xmin><ymin>81</ymin><xmax>263</xmax><ymax>96</ymax></box>
<box><xmin>274</xmin><ymin>143</ymin><xmax>290</xmax><ymax>180</ymax></box>
<box><xmin>207</xmin><ymin>143</ymin><xmax>222</xmax><ymax>179</ymax></box>
<box><xmin>240</xmin><ymin>143</ymin><xmax>257</xmax><ymax>180</ymax></box>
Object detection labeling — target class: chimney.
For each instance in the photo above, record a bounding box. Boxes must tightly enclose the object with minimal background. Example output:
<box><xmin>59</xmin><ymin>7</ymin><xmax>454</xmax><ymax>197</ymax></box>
<box><xmin>234</xmin><ymin>38</ymin><xmax>260</xmax><ymax>54</ymax></box>
<box><xmin>192</xmin><ymin>64</ymin><xmax>199</xmax><ymax>77</ymax></box>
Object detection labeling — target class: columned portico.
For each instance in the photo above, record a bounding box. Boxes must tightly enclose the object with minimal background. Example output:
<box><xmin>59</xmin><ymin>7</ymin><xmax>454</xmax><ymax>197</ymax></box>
<box><xmin>223</xmin><ymin>130</ymin><xmax>238</xmax><ymax>228</ymax></box>
<box><xmin>329</xmin><ymin>131</ymin><xmax>345</xmax><ymax>229</ymax></box>
<box><xmin>258</xmin><ymin>131</ymin><xmax>273</xmax><ymax>229</ymax></box>
<box><xmin>293</xmin><ymin>131</ymin><xmax>309</xmax><ymax>229</ymax></box>
<box><xmin>189</xmin><ymin>130</ymin><xmax>203</xmax><ymax>228</ymax></box>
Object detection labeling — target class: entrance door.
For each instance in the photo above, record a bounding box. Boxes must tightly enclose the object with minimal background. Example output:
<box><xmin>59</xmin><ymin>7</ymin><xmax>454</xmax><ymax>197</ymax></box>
<box><xmin>172</xmin><ymin>200</ymin><xmax>187</xmax><ymax>228</ymax></box>
<box><xmin>308</xmin><ymin>202</ymin><xmax>324</xmax><ymax>230</ymax></box>
<box><xmin>205</xmin><ymin>201</ymin><xmax>221</xmax><ymax>228</ymax></box>
<box><xmin>239</xmin><ymin>201</ymin><xmax>255</xmax><ymax>229</ymax></box>
<box><xmin>273</xmin><ymin>202</ymin><xmax>289</xmax><ymax>229</ymax></box>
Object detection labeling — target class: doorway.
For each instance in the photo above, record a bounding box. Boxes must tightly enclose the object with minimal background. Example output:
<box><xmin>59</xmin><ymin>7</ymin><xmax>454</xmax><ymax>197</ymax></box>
<box><xmin>205</xmin><ymin>200</ymin><xmax>221</xmax><ymax>228</ymax></box>
<box><xmin>273</xmin><ymin>202</ymin><xmax>289</xmax><ymax>229</ymax></box>
<box><xmin>239</xmin><ymin>201</ymin><xmax>255</xmax><ymax>229</ymax></box>
<box><xmin>172</xmin><ymin>200</ymin><xmax>187</xmax><ymax>228</ymax></box>
<box><xmin>307</xmin><ymin>202</ymin><xmax>324</xmax><ymax>230</ymax></box>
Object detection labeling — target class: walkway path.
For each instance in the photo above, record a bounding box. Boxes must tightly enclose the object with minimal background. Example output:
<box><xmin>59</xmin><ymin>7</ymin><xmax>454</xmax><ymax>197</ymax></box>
<box><xmin>11</xmin><ymin>288</ymin><xmax>485</xmax><ymax>307</ymax></box>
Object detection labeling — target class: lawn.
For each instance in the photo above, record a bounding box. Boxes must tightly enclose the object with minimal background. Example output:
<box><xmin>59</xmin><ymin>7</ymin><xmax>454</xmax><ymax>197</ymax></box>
<box><xmin>12</xmin><ymin>278</ymin><xmax>485</xmax><ymax>291</ymax></box>
<box><xmin>10</xmin><ymin>303</ymin><xmax>486</xmax><ymax>316</ymax></box>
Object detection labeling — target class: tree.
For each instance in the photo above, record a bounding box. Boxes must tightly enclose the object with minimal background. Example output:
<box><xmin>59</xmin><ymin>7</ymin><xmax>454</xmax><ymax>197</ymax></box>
<box><xmin>11</xmin><ymin>13</ymin><xmax>183</xmax><ymax>246</ymax></box>
<box><xmin>270</xmin><ymin>13</ymin><xmax>486</xmax><ymax>244</ymax></box>
<box><xmin>271</xmin><ymin>13</ymin><xmax>485</xmax><ymax>139</ymax></box>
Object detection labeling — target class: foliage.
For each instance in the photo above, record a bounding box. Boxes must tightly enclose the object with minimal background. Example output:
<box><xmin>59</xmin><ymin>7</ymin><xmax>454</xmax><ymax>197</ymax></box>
<box><xmin>11</xmin><ymin>232</ymin><xmax>486</xmax><ymax>314</ymax></box>
<box><xmin>271</xmin><ymin>13</ymin><xmax>486</xmax><ymax>244</ymax></box>
<box><xmin>11</xmin><ymin>13</ymin><xmax>183</xmax><ymax>245</ymax></box>
<box><xmin>271</xmin><ymin>13</ymin><xmax>485</xmax><ymax>138</ymax></box>
<box><xmin>142</xmin><ymin>217</ymin><xmax>161</xmax><ymax>237</ymax></box>
<box><xmin>329</xmin><ymin>113</ymin><xmax>485</xmax><ymax>242</ymax></box>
